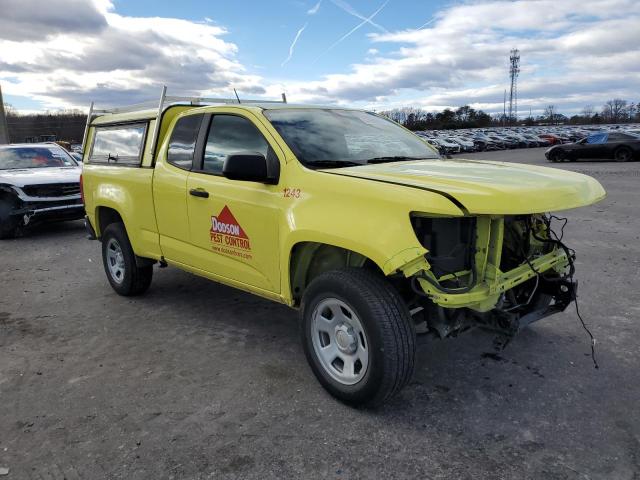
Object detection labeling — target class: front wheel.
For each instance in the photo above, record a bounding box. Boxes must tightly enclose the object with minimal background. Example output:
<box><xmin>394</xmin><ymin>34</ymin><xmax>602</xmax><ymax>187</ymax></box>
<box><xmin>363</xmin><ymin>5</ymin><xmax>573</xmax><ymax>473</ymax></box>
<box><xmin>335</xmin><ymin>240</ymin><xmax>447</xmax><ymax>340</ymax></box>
<box><xmin>550</xmin><ymin>149</ymin><xmax>567</xmax><ymax>162</ymax></box>
<box><xmin>101</xmin><ymin>222</ymin><xmax>153</xmax><ymax>296</ymax></box>
<box><xmin>0</xmin><ymin>198</ymin><xmax>18</xmax><ymax>239</ymax></box>
<box><xmin>301</xmin><ymin>268</ymin><xmax>416</xmax><ymax>407</ymax></box>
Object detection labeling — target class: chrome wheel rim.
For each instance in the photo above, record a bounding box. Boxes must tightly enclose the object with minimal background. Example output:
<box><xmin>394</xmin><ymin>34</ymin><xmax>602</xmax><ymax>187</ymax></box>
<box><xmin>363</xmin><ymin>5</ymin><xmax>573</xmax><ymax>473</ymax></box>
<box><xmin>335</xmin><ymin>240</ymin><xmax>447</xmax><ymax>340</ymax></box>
<box><xmin>106</xmin><ymin>238</ymin><xmax>125</xmax><ymax>284</ymax></box>
<box><xmin>311</xmin><ymin>298</ymin><xmax>369</xmax><ymax>386</ymax></box>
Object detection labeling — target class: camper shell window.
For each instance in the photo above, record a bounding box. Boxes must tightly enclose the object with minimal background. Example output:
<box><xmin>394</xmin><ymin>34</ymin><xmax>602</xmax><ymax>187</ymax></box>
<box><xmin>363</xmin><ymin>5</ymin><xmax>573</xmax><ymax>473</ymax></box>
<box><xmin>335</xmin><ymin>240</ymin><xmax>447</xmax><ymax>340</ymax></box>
<box><xmin>90</xmin><ymin>123</ymin><xmax>147</xmax><ymax>166</ymax></box>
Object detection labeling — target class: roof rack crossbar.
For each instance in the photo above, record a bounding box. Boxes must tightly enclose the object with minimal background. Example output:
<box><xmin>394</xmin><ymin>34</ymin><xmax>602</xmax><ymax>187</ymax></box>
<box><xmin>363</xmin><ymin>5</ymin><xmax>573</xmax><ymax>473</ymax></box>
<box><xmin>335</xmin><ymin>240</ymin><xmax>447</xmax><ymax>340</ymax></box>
<box><xmin>81</xmin><ymin>86</ymin><xmax>288</xmax><ymax>159</ymax></box>
<box><xmin>89</xmin><ymin>91</ymin><xmax>287</xmax><ymax>116</ymax></box>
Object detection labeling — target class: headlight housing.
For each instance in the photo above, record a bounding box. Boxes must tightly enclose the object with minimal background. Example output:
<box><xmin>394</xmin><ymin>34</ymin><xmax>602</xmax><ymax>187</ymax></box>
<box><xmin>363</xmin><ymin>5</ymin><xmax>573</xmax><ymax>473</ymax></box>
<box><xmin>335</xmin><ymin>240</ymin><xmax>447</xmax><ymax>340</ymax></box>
<box><xmin>410</xmin><ymin>215</ymin><xmax>476</xmax><ymax>278</ymax></box>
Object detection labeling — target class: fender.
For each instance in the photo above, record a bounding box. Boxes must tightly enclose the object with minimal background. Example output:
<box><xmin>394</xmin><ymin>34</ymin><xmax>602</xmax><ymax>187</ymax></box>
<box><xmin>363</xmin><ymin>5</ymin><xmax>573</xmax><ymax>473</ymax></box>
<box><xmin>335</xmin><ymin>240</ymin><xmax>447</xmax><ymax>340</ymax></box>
<box><xmin>86</xmin><ymin>167</ymin><xmax>161</xmax><ymax>260</ymax></box>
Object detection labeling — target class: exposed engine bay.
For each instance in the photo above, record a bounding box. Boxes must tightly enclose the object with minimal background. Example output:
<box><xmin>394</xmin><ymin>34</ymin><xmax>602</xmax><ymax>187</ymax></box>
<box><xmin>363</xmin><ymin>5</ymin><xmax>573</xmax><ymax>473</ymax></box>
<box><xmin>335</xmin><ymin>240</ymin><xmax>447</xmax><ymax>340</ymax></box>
<box><xmin>407</xmin><ymin>213</ymin><xmax>577</xmax><ymax>339</ymax></box>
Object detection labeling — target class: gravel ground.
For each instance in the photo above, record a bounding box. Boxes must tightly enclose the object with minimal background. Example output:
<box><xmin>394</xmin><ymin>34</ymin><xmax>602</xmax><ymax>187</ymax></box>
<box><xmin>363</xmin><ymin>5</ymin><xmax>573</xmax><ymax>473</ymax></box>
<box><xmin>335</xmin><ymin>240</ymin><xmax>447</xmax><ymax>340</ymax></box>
<box><xmin>1</xmin><ymin>148</ymin><xmax>639</xmax><ymax>479</ymax></box>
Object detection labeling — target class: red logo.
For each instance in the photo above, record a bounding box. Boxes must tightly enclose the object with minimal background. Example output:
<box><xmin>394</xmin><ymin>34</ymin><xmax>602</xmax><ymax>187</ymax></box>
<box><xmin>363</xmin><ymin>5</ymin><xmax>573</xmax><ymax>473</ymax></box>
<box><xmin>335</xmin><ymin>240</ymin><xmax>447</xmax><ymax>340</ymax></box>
<box><xmin>211</xmin><ymin>205</ymin><xmax>248</xmax><ymax>238</ymax></box>
<box><xmin>210</xmin><ymin>206</ymin><xmax>251</xmax><ymax>252</ymax></box>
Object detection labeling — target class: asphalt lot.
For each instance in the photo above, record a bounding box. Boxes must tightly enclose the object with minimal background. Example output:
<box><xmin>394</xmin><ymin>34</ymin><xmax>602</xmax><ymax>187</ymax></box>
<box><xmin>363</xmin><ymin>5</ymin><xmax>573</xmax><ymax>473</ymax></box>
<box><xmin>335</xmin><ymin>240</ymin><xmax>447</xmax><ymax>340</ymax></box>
<box><xmin>1</xmin><ymin>147</ymin><xmax>639</xmax><ymax>479</ymax></box>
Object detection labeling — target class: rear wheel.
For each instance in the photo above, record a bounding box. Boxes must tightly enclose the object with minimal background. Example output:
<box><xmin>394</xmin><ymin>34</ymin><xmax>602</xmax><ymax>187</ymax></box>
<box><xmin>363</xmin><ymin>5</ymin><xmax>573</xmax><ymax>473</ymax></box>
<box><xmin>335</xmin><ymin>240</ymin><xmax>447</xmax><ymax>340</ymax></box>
<box><xmin>301</xmin><ymin>268</ymin><xmax>416</xmax><ymax>407</ymax></box>
<box><xmin>101</xmin><ymin>223</ymin><xmax>152</xmax><ymax>296</ymax></box>
<box><xmin>614</xmin><ymin>147</ymin><xmax>632</xmax><ymax>162</ymax></box>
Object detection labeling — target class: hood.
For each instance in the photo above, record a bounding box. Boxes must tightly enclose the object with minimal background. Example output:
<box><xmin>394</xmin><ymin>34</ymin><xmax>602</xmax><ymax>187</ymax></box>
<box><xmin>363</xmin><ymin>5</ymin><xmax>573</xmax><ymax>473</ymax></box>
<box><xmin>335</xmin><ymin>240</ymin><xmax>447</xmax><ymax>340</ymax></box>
<box><xmin>326</xmin><ymin>159</ymin><xmax>606</xmax><ymax>215</ymax></box>
<box><xmin>0</xmin><ymin>167</ymin><xmax>81</xmax><ymax>188</ymax></box>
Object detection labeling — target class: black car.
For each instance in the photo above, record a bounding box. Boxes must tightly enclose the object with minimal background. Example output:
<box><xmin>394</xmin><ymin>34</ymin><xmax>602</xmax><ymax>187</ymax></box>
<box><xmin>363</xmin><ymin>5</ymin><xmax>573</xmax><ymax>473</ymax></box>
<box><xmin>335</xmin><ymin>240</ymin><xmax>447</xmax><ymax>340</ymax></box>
<box><xmin>545</xmin><ymin>132</ymin><xmax>640</xmax><ymax>162</ymax></box>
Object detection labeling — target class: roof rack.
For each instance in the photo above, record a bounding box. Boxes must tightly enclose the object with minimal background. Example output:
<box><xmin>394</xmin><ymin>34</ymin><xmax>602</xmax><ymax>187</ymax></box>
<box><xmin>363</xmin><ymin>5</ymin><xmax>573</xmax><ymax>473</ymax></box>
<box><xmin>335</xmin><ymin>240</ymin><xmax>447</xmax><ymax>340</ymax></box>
<box><xmin>81</xmin><ymin>85</ymin><xmax>287</xmax><ymax>156</ymax></box>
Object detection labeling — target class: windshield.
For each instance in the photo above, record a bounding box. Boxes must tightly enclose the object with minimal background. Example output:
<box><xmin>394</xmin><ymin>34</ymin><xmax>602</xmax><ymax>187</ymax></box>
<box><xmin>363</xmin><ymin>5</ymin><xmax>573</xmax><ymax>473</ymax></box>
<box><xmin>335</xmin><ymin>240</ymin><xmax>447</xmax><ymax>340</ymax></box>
<box><xmin>264</xmin><ymin>108</ymin><xmax>440</xmax><ymax>168</ymax></box>
<box><xmin>0</xmin><ymin>146</ymin><xmax>77</xmax><ymax>170</ymax></box>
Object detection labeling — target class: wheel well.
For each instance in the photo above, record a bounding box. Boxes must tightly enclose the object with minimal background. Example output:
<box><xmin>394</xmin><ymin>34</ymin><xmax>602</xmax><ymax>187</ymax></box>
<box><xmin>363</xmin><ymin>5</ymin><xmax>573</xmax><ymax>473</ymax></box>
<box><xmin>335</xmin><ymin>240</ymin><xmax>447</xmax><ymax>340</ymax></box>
<box><xmin>0</xmin><ymin>185</ymin><xmax>17</xmax><ymax>200</ymax></box>
<box><xmin>0</xmin><ymin>186</ymin><xmax>20</xmax><ymax>211</ymax></box>
<box><xmin>96</xmin><ymin>207</ymin><xmax>123</xmax><ymax>238</ymax></box>
<box><xmin>289</xmin><ymin>242</ymin><xmax>381</xmax><ymax>306</ymax></box>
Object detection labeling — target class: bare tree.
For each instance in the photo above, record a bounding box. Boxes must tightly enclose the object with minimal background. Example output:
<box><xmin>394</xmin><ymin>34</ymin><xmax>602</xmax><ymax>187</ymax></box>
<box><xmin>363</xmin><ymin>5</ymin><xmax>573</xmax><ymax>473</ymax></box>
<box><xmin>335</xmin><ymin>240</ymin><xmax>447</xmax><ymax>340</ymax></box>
<box><xmin>602</xmin><ymin>99</ymin><xmax>628</xmax><ymax>123</ymax></box>
<box><xmin>582</xmin><ymin>105</ymin><xmax>594</xmax><ymax>118</ymax></box>
<box><xmin>627</xmin><ymin>102</ymin><xmax>636</xmax><ymax>122</ymax></box>
<box><xmin>544</xmin><ymin>105</ymin><xmax>557</xmax><ymax>124</ymax></box>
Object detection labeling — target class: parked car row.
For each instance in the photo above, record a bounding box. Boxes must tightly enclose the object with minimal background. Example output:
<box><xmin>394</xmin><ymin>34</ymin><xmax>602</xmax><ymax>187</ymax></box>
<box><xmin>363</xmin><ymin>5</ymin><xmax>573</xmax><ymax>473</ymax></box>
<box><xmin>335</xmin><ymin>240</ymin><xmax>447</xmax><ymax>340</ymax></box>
<box><xmin>414</xmin><ymin>124</ymin><xmax>640</xmax><ymax>156</ymax></box>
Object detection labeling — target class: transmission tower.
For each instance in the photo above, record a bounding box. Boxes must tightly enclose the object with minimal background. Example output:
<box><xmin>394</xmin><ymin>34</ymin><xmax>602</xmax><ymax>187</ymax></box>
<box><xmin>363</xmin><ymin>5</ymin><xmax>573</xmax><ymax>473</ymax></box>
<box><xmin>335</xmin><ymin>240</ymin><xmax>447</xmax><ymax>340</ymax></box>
<box><xmin>508</xmin><ymin>48</ymin><xmax>520</xmax><ymax>124</ymax></box>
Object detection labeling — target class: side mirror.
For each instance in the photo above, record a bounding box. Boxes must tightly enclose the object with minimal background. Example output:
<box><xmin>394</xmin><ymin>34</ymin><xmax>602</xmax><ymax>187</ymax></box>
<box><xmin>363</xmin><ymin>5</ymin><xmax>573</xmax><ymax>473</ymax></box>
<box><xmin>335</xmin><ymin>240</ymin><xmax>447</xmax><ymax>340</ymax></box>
<box><xmin>223</xmin><ymin>153</ymin><xmax>272</xmax><ymax>183</ymax></box>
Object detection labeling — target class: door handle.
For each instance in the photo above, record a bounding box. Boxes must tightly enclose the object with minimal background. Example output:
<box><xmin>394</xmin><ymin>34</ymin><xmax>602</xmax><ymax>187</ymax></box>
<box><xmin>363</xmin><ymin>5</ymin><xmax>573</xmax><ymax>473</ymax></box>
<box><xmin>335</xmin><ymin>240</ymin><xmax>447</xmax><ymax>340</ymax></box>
<box><xmin>189</xmin><ymin>188</ymin><xmax>209</xmax><ymax>198</ymax></box>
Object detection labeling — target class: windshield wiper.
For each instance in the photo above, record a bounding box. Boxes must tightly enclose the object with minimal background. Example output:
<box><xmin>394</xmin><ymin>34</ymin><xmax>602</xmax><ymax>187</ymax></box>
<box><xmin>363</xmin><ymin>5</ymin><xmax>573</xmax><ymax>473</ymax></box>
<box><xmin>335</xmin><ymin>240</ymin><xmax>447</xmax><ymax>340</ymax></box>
<box><xmin>365</xmin><ymin>156</ymin><xmax>431</xmax><ymax>164</ymax></box>
<box><xmin>305</xmin><ymin>160</ymin><xmax>362</xmax><ymax>169</ymax></box>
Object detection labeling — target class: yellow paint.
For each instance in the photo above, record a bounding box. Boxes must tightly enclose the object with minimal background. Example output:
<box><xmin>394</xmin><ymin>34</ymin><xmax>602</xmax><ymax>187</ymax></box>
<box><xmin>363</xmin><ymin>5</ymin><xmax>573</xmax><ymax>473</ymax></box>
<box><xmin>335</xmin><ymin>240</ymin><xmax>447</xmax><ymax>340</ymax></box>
<box><xmin>83</xmin><ymin>104</ymin><xmax>606</xmax><ymax>308</ymax></box>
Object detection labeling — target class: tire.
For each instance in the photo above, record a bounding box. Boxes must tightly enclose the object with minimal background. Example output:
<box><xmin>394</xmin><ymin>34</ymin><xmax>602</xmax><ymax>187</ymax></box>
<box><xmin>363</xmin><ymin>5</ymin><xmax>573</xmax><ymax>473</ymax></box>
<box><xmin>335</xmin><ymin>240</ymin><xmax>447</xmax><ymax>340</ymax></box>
<box><xmin>550</xmin><ymin>150</ymin><xmax>566</xmax><ymax>162</ymax></box>
<box><xmin>0</xmin><ymin>198</ymin><xmax>18</xmax><ymax>240</ymax></box>
<box><xmin>300</xmin><ymin>268</ymin><xmax>416</xmax><ymax>407</ymax></box>
<box><xmin>614</xmin><ymin>147</ymin><xmax>632</xmax><ymax>162</ymax></box>
<box><xmin>101</xmin><ymin>222</ymin><xmax>152</xmax><ymax>296</ymax></box>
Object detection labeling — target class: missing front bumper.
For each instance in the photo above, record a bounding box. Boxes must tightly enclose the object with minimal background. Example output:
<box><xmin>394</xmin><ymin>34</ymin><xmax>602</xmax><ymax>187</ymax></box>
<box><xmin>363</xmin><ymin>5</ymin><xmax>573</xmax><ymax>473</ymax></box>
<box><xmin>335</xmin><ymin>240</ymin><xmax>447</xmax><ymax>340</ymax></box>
<box><xmin>479</xmin><ymin>277</ymin><xmax>577</xmax><ymax>334</ymax></box>
<box><xmin>415</xmin><ymin>247</ymin><xmax>570</xmax><ymax>311</ymax></box>
<box><xmin>420</xmin><ymin>276</ymin><xmax>577</xmax><ymax>339</ymax></box>
<box><xmin>13</xmin><ymin>204</ymin><xmax>85</xmax><ymax>226</ymax></box>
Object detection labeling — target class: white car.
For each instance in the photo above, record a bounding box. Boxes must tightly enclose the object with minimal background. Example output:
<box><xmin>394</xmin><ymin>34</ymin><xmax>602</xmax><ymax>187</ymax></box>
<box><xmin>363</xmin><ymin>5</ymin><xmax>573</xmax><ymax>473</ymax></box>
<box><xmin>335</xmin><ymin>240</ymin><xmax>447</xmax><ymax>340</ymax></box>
<box><xmin>433</xmin><ymin>138</ymin><xmax>461</xmax><ymax>154</ymax></box>
<box><xmin>0</xmin><ymin>143</ymin><xmax>83</xmax><ymax>238</ymax></box>
<box><xmin>446</xmin><ymin>137</ymin><xmax>475</xmax><ymax>152</ymax></box>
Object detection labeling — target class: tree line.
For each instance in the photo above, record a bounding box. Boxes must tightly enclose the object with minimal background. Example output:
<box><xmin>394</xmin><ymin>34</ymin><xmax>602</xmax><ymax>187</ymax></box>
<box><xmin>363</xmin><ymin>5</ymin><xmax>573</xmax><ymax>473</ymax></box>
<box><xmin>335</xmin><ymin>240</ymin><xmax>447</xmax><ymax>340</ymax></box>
<box><xmin>380</xmin><ymin>105</ymin><xmax>493</xmax><ymax>131</ymax></box>
<box><xmin>381</xmin><ymin>98</ymin><xmax>640</xmax><ymax>131</ymax></box>
<box><xmin>2</xmin><ymin>97</ymin><xmax>639</xmax><ymax>141</ymax></box>
<box><xmin>546</xmin><ymin>99</ymin><xmax>639</xmax><ymax>126</ymax></box>
<box><xmin>2</xmin><ymin>105</ymin><xmax>86</xmax><ymax>143</ymax></box>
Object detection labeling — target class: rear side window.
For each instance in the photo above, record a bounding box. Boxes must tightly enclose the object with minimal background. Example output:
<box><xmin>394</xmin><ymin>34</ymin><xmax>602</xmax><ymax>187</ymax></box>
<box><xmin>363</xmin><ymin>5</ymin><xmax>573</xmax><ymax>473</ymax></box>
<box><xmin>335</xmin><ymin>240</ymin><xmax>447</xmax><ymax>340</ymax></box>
<box><xmin>203</xmin><ymin>115</ymin><xmax>269</xmax><ymax>174</ymax></box>
<box><xmin>90</xmin><ymin>123</ymin><xmax>147</xmax><ymax>166</ymax></box>
<box><xmin>608</xmin><ymin>133</ymin><xmax>634</xmax><ymax>141</ymax></box>
<box><xmin>167</xmin><ymin>114</ymin><xmax>204</xmax><ymax>170</ymax></box>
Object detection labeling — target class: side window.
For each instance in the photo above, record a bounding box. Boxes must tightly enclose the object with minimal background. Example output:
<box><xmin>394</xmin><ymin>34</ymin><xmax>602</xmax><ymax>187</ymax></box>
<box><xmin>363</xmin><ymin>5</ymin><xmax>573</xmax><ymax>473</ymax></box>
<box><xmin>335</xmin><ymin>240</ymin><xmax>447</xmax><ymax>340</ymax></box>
<box><xmin>90</xmin><ymin>123</ymin><xmax>146</xmax><ymax>166</ymax></box>
<box><xmin>203</xmin><ymin>115</ymin><xmax>269</xmax><ymax>175</ymax></box>
<box><xmin>609</xmin><ymin>133</ymin><xmax>632</xmax><ymax>141</ymax></box>
<box><xmin>167</xmin><ymin>114</ymin><xmax>204</xmax><ymax>170</ymax></box>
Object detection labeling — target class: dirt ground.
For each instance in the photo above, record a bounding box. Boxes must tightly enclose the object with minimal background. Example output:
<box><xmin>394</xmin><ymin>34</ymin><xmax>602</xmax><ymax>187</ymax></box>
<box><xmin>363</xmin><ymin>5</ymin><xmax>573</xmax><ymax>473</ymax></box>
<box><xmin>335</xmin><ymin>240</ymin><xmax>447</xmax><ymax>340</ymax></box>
<box><xmin>1</xmin><ymin>148</ymin><xmax>639</xmax><ymax>479</ymax></box>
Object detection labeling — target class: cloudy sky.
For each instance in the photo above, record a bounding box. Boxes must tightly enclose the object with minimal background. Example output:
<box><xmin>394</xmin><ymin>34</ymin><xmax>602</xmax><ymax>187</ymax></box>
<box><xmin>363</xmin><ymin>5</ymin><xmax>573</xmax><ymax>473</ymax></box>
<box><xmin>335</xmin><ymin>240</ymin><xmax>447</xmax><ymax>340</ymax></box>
<box><xmin>0</xmin><ymin>0</ymin><xmax>639</xmax><ymax>116</ymax></box>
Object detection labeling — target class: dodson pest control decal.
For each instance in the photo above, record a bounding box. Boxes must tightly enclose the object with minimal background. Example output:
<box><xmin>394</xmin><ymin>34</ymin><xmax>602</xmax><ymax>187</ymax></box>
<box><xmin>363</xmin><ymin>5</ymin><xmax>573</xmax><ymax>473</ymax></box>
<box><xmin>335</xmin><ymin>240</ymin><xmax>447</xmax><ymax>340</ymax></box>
<box><xmin>210</xmin><ymin>206</ymin><xmax>252</xmax><ymax>260</ymax></box>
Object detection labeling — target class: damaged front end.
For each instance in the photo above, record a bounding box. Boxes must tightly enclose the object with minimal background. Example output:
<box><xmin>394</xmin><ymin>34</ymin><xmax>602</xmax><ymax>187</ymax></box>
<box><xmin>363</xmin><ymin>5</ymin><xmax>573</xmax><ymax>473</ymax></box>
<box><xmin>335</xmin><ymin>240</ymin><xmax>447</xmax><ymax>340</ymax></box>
<box><xmin>405</xmin><ymin>213</ymin><xmax>576</xmax><ymax>338</ymax></box>
<box><xmin>0</xmin><ymin>183</ymin><xmax>84</xmax><ymax>231</ymax></box>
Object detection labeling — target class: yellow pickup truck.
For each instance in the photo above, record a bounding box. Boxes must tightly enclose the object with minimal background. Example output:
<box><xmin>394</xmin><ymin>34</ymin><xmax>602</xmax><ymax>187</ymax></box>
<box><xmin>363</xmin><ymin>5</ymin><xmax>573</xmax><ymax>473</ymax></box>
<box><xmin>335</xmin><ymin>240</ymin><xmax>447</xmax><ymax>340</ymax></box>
<box><xmin>81</xmin><ymin>89</ymin><xmax>605</xmax><ymax>406</ymax></box>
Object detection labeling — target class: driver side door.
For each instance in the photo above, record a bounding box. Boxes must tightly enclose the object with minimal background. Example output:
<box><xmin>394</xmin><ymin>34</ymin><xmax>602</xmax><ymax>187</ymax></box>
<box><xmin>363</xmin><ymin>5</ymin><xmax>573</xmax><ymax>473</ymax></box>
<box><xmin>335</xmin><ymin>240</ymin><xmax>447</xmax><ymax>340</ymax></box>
<box><xmin>185</xmin><ymin>112</ymin><xmax>282</xmax><ymax>294</ymax></box>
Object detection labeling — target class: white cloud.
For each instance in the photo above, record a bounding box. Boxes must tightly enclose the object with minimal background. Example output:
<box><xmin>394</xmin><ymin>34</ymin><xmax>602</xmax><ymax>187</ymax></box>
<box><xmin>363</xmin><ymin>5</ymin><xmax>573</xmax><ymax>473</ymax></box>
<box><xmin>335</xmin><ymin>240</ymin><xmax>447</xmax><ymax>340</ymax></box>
<box><xmin>1</xmin><ymin>0</ymin><xmax>639</xmax><ymax>115</ymax></box>
<box><xmin>275</xmin><ymin>0</ymin><xmax>640</xmax><ymax>114</ymax></box>
<box><xmin>0</xmin><ymin>0</ymin><xmax>264</xmax><ymax>109</ymax></box>
<box><xmin>0</xmin><ymin>0</ymin><xmax>106</xmax><ymax>41</ymax></box>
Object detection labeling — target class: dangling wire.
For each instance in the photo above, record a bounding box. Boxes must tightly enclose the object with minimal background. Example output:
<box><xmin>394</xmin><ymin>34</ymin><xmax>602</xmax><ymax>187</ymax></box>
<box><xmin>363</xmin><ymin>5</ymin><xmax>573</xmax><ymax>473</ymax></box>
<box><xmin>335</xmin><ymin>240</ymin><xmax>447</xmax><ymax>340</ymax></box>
<box><xmin>571</xmin><ymin>269</ymin><xmax>599</xmax><ymax>369</ymax></box>
<box><xmin>528</xmin><ymin>215</ymin><xmax>599</xmax><ymax>369</ymax></box>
